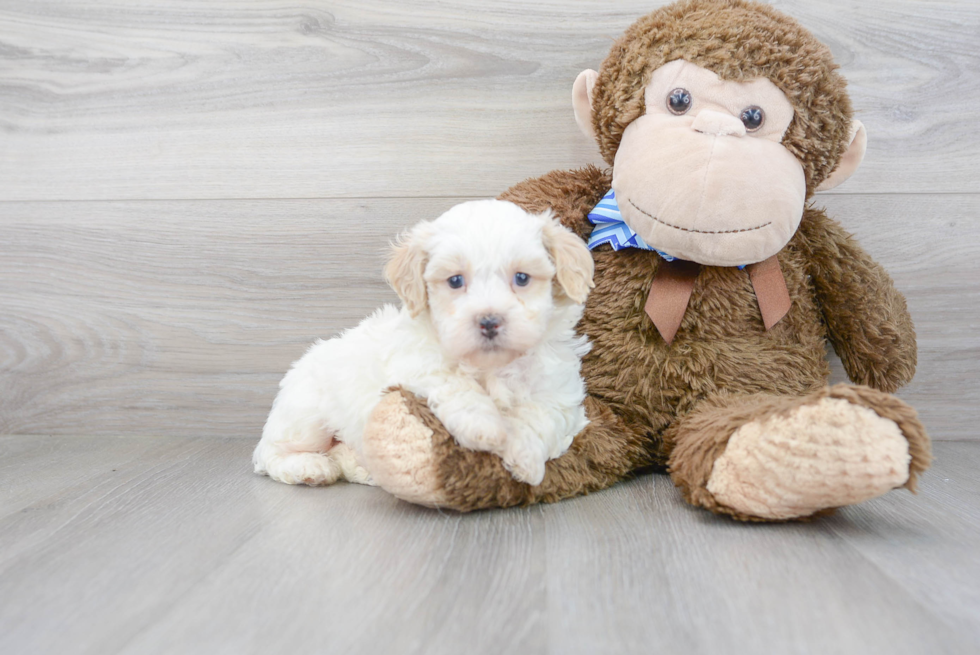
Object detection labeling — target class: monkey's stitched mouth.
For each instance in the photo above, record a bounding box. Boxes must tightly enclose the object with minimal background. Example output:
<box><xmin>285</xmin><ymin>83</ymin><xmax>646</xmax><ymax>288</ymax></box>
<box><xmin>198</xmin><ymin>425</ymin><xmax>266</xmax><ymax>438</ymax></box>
<box><xmin>628</xmin><ymin>199</ymin><xmax>772</xmax><ymax>235</ymax></box>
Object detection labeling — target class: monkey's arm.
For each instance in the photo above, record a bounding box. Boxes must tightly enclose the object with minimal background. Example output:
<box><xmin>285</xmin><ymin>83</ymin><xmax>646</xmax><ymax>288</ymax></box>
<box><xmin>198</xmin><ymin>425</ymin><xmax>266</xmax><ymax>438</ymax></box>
<box><xmin>797</xmin><ymin>208</ymin><xmax>917</xmax><ymax>393</ymax></box>
<box><xmin>498</xmin><ymin>165</ymin><xmax>611</xmax><ymax>240</ymax></box>
<box><xmin>361</xmin><ymin>388</ymin><xmax>655</xmax><ymax>511</ymax></box>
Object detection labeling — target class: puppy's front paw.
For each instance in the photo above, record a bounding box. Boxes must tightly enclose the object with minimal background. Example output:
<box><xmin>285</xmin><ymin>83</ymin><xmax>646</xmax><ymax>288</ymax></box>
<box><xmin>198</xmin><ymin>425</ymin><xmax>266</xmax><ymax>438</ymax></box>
<box><xmin>502</xmin><ymin>440</ymin><xmax>548</xmax><ymax>486</ymax></box>
<box><xmin>441</xmin><ymin>409</ymin><xmax>507</xmax><ymax>453</ymax></box>
<box><xmin>262</xmin><ymin>452</ymin><xmax>342</xmax><ymax>486</ymax></box>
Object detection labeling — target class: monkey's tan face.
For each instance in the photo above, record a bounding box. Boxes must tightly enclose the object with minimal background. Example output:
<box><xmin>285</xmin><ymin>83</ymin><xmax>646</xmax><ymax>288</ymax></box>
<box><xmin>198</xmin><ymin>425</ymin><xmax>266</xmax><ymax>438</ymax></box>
<box><xmin>611</xmin><ymin>60</ymin><xmax>805</xmax><ymax>267</ymax></box>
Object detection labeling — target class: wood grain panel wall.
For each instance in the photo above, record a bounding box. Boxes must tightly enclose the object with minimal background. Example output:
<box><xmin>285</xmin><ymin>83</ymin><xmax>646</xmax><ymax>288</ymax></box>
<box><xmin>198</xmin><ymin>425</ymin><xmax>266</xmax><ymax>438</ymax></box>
<box><xmin>1</xmin><ymin>0</ymin><xmax>977</xmax><ymax>440</ymax></box>
<box><xmin>1</xmin><ymin>195</ymin><xmax>976</xmax><ymax>438</ymax></box>
<box><xmin>1</xmin><ymin>0</ymin><xmax>978</xmax><ymax>199</ymax></box>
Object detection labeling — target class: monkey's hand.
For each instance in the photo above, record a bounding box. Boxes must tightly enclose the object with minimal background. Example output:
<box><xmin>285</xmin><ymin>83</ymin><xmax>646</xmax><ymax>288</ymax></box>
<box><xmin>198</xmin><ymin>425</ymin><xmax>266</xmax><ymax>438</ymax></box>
<box><xmin>360</xmin><ymin>387</ymin><xmax>651</xmax><ymax>510</ymax></box>
<box><xmin>798</xmin><ymin>207</ymin><xmax>917</xmax><ymax>393</ymax></box>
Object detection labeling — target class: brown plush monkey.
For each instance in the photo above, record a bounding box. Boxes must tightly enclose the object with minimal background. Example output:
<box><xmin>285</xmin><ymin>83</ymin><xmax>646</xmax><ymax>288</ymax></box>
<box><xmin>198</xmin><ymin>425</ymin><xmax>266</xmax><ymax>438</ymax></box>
<box><xmin>359</xmin><ymin>0</ymin><xmax>932</xmax><ymax>521</ymax></box>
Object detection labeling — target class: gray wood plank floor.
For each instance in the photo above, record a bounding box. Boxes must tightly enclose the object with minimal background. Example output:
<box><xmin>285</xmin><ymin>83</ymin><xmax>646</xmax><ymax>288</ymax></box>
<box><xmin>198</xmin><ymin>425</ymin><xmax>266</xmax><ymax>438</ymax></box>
<box><xmin>0</xmin><ymin>436</ymin><xmax>978</xmax><ymax>655</ymax></box>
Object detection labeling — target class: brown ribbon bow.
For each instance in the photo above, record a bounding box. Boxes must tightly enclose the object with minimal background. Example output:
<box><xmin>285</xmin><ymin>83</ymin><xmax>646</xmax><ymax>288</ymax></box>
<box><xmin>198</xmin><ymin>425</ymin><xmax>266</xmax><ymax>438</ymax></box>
<box><xmin>644</xmin><ymin>255</ymin><xmax>791</xmax><ymax>345</ymax></box>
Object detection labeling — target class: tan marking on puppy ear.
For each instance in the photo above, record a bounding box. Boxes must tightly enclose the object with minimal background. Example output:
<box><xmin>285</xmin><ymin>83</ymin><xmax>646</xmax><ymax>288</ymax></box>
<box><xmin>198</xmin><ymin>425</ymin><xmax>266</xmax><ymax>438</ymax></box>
<box><xmin>816</xmin><ymin>119</ymin><xmax>867</xmax><ymax>192</ymax></box>
<box><xmin>572</xmin><ymin>69</ymin><xmax>599</xmax><ymax>141</ymax></box>
<box><xmin>384</xmin><ymin>223</ymin><xmax>431</xmax><ymax>317</ymax></box>
<box><xmin>542</xmin><ymin>213</ymin><xmax>595</xmax><ymax>304</ymax></box>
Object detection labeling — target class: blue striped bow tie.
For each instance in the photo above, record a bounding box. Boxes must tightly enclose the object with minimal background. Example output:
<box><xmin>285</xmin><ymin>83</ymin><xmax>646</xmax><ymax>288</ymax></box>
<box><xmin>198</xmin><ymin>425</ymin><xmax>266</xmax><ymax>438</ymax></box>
<box><xmin>587</xmin><ymin>189</ymin><xmax>675</xmax><ymax>260</ymax></box>
<box><xmin>586</xmin><ymin>188</ymin><xmax>784</xmax><ymax>345</ymax></box>
<box><xmin>586</xmin><ymin>189</ymin><xmax>746</xmax><ymax>269</ymax></box>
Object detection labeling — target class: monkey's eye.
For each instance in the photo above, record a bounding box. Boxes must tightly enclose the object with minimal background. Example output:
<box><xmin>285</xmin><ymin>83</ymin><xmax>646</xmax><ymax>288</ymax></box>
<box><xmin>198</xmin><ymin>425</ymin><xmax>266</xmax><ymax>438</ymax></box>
<box><xmin>514</xmin><ymin>272</ymin><xmax>530</xmax><ymax>287</ymax></box>
<box><xmin>447</xmin><ymin>275</ymin><xmax>465</xmax><ymax>289</ymax></box>
<box><xmin>740</xmin><ymin>106</ymin><xmax>765</xmax><ymax>132</ymax></box>
<box><xmin>667</xmin><ymin>88</ymin><xmax>692</xmax><ymax>115</ymax></box>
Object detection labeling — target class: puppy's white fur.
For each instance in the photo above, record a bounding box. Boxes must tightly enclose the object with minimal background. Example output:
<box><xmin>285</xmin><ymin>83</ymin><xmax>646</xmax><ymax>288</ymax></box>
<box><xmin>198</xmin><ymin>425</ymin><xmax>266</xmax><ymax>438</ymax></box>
<box><xmin>252</xmin><ymin>199</ymin><xmax>594</xmax><ymax>486</ymax></box>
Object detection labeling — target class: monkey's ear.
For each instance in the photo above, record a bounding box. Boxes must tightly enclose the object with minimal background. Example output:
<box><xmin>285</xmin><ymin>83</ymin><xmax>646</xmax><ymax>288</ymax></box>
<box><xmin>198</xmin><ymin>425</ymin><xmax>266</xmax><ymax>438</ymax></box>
<box><xmin>542</xmin><ymin>215</ymin><xmax>595</xmax><ymax>304</ymax></box>
<box><xmin>572</xmin><ymin>69</ymin><xmax>599</xmax><ymax>141</ymax></box>
<box><xmin>384</xmin><ymin>223</ymin><xmax>432</xmax><ymax>317</ymax></box>
<box><xmin>816</xmin><ymin>120</ymin><xmax>867</xmax><ymax>192</ymax></box>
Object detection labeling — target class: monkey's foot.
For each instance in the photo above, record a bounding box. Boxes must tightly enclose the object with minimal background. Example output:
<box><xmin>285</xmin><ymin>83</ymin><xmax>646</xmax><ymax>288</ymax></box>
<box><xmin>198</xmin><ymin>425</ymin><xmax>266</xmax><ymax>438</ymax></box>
<box><xmin>669</xmin><ymin>385</ymin><xmax>932</xmax><ymax>521</ymax></box>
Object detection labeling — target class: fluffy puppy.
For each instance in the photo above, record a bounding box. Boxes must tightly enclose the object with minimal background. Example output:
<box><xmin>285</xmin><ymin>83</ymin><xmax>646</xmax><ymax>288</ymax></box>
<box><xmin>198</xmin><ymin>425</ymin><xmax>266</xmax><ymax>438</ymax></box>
<box><xmin>252</xmin><ymin>199</ymin><xmax>595</xmax><ymax>487</ymax></box>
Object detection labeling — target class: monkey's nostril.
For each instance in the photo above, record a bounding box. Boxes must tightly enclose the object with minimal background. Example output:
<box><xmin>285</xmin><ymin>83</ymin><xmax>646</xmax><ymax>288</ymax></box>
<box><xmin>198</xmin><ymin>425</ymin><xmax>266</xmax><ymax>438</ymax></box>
<box><xmin>479</xmin><ymin>315</ymin><xmax>502</xmax><ymax>338</ymax></box>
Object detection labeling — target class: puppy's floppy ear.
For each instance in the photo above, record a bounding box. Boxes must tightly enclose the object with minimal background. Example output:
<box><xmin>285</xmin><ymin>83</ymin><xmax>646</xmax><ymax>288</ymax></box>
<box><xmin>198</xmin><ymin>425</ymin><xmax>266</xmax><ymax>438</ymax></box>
<box><xmin>384</xmin><ymin>222</ymin><xmax>432</xmax><ymax>317</ymax></box>
<box><xmin>541</xmin><ymin>212</ymin><xmax>595</xmax><ymax>304</ymax></box>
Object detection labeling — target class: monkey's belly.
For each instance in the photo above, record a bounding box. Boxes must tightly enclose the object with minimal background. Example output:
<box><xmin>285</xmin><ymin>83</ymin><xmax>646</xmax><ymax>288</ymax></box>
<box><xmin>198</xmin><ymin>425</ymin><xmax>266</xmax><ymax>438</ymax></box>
<box><xmin>580</xmin><ymin>248</ymin><xmax>829</xmax><ymax>458</ymax></box>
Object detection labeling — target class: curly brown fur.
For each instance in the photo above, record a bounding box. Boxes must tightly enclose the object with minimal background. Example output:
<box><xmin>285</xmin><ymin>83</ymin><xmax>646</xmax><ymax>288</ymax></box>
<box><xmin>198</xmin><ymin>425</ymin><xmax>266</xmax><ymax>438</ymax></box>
<box><xmin>364</xmin><ymin>2</ymin><xmax>929</xmax><ymax>520</ymax></box>
<box><xmin>502</xmin><ymin>170</ymin><xmax>831</xmax><ymax>461</ymax></box>
<box><xmin>499</xmin><ymin>165</ymin><xmax>610</xmax><ymax>241</ymax></box>
<box><xmin>426</xmin><ymin>164</ymin><xmax>922</xmax><ymax>518</ymax></box>
<box><xmin>591</xmin><ymin>0</ymin><xmax>852</xmax><ymax>193</ymax></box>
<box><xmin>797</xmin><ymin>210</ymin><xmax>918</xmax><ymax>392</ymax></box>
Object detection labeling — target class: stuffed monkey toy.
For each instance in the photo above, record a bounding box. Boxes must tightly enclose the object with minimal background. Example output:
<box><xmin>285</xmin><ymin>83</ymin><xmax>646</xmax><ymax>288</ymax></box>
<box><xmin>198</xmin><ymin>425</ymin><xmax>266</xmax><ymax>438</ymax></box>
<box><xmin>359</xmin><ymin>0</ymin><xmax>932</xmax><ymax>521</ymax></box>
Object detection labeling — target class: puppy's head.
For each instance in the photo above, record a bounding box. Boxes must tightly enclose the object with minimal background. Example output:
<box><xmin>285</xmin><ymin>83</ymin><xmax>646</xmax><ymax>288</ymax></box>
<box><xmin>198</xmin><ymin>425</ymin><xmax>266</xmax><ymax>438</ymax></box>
<box><xmin>386</xmin><ymin>199</ymin><xmax>594</xmax><ymax>369</ymax></box>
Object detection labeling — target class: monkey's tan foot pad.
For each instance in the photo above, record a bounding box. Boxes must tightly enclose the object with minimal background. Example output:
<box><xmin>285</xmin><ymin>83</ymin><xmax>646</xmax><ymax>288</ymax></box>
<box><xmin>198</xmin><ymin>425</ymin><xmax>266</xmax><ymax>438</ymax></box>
<box><xmin>706</xmin><ymin>390</ymin><xmax>921</xmax><ymax>521</ymax></box>
<box><xmin>361</xmin><ymin>390</ymin><xmax>449</xmax><ymax>507</ymax></box>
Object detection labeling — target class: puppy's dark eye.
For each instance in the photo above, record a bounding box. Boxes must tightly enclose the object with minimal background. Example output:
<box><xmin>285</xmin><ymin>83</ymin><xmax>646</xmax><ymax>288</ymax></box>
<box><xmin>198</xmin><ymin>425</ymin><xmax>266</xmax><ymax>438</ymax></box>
<box><xmin>667</xmin><ymin>88</ymin><xmax>692</xmax><ymax>115</ymax></box>
<box><xmin>514</xmin><ymin>272</ymin><xmax>530</xmax><ymax>287</ymax></box>
<box><xmin>447</xmin><ymin>275</ymin><xmax>464</xmax><ymax>289</ymax></box>
<box><xmin>740</xmin><ymin>106</ymin><xmax>765</xmax><ymax>131</ymax></box>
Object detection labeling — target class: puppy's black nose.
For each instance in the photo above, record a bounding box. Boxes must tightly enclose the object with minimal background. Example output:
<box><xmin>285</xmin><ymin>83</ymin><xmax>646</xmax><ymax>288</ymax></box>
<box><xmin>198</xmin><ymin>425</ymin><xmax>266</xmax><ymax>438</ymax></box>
<box><xmin>479</xmin><ymin>315</ymin><xmax>501</xmax><ymax>339</ymax></box>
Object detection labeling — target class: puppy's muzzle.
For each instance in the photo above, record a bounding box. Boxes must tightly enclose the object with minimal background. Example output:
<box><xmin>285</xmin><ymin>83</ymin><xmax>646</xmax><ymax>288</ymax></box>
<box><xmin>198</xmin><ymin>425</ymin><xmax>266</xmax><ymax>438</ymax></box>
<box><xmin>479</xmin><ymin>315</ymin><xmax>502</xmax><ymax>340</ymax></box>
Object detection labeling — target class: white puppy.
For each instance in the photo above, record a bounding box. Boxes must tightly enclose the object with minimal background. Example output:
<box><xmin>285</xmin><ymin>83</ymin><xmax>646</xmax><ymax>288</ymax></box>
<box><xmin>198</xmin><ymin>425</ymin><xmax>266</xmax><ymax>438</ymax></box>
<box><xmin>252</xmin><ymin>199</ymin><xmax>594</xmax><ymax>487</ymax></box>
